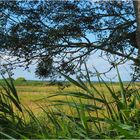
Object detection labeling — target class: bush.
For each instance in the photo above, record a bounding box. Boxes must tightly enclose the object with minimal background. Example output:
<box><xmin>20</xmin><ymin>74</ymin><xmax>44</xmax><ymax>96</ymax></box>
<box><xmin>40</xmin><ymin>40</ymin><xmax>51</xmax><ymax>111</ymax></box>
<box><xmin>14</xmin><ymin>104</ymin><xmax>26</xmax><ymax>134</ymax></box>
<box><xmin>6</xmin><ymin>77</ymin><xmax>15</xmax><ymax>81</ymax></box>
<box><xmin>15</xmin><ymin>77</ymin><xmax>26</xmax><ymax>82</ymax></box>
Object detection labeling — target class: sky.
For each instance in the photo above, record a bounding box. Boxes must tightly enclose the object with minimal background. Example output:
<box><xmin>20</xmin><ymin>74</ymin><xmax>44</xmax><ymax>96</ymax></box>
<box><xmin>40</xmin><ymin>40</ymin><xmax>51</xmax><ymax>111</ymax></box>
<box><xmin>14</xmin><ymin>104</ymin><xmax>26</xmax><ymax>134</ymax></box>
<box><xmin>9</xmin><ymin>51</ymin><xmax>133</xmax><ymax>82</ymax></box>
<box><xmin>1</xmin><ymin>0</ymin><xmax>134</xmax><ymax>82</ymax></box>
<box><xmin>1</xmin><ymin>28</ymin><xmax>133</xmax><ymax>82</ymax></box>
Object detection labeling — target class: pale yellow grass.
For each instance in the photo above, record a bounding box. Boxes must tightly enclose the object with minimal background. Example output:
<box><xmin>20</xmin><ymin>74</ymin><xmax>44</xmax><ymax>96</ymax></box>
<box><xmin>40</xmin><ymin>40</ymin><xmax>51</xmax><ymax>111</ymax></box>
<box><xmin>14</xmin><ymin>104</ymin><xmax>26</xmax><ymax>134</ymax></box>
<box><xmin>15</xmin><ymin>83</ymin><xmax>140</xmax><ymax>115</ymax></box>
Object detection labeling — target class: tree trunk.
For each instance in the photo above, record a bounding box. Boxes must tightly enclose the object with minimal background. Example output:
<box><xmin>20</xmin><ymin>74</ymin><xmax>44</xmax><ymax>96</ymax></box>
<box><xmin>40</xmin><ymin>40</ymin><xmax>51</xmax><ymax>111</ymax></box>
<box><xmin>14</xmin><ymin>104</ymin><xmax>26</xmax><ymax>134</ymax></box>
<box><xmin>133</xmin><ymin>0</ymin><xmax>140</xmax><ymax>57</ymax></box>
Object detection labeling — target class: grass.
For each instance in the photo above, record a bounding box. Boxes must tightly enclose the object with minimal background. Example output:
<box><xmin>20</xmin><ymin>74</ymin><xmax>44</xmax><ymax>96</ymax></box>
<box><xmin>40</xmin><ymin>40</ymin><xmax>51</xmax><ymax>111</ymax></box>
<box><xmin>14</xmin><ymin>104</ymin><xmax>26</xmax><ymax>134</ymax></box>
<box><xmin>0</xmin><ymin>69</ymin><xmax>140</xmax><ymax>139</ymax></box>
<box><xmin>15</xmin><ymin>81</ymin><xmax>138</xmax><ymax>99</ymax></box>
<box><xmin>5</xmin><ymin>80</ymin><xmax>139</xmax><ymax>116</ymax></box>
<box><xmin>14</xmin><ymin>82</ymin><xmax>120</xmax><ymax>112</ymax></box>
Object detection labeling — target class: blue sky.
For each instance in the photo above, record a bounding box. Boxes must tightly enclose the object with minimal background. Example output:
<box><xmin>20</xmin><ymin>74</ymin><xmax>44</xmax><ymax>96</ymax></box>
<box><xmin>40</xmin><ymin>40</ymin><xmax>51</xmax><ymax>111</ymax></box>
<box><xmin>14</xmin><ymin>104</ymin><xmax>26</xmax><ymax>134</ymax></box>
<box><xmin>1</xmin><ymin>1</ymin><xmax>134</xmax><ymax>82</ymax></box>
<box><xmin>10</xmin><ymin>51</ymin><xmax>133</xmax><ymax>82</ymax></box>
<box><xmin>4</xmin><ymin>32</ymin><xmax>133</xmax><ymax>82</ymax></box>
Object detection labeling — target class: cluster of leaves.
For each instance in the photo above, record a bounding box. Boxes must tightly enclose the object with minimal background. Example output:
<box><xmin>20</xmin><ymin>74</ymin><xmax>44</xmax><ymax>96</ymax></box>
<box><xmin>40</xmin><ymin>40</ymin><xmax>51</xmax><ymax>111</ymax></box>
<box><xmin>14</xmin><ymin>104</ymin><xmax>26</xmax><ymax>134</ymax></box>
<box><xmin>0</xmin><ymin>0</ymin><xmax>139</xmax><ymax>78</ymax></box>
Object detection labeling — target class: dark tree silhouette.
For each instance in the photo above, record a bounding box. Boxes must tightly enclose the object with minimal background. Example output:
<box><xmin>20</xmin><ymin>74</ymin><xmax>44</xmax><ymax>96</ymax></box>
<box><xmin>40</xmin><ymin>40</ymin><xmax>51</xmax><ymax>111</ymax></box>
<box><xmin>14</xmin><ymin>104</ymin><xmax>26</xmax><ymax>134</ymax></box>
<box><xmin>0</xmin><ymin>0</ymin><xmax>140</xmax><ymax>78</ymax></box>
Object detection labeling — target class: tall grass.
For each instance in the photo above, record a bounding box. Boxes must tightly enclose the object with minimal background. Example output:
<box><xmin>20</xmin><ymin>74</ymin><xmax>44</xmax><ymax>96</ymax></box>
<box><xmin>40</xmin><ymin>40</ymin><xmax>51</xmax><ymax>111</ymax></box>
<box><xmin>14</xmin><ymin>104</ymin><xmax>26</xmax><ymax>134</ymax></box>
<box><xmin>46</xmin><ymin>67</ymin><xmax>140</xmax><ymax>138</ymax></box>
<box><xmin>0</xmin><ymin>68</ymin><xmax>140</xmax><ymax>139</ymax></box>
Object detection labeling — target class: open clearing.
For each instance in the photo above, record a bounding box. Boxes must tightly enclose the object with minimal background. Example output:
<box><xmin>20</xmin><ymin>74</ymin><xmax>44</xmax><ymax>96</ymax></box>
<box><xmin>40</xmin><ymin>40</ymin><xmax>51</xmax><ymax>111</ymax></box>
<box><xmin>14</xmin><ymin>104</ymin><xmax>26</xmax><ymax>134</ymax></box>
<box><xmin>14</xmin><ymin>82</ymin><xmax>139</xmax><ymax>115</ymax></box>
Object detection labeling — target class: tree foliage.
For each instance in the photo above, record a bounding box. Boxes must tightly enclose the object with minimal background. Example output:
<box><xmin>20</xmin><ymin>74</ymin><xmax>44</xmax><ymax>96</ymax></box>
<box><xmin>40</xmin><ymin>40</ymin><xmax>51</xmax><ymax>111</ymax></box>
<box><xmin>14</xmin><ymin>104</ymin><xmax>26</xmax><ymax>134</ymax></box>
<box><xmin>0</xmin><ymin>0</ymin><xmax>139</xmax><ymax>78</ymax></box>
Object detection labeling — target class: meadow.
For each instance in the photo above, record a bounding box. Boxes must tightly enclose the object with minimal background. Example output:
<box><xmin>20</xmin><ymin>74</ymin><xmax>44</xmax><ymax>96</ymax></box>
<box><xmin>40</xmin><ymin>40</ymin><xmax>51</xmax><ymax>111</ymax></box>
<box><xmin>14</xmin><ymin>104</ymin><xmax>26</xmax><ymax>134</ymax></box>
<box><xmin>1</xmin><ymin>74</ymin><xmax>140</xmax><ymax>139</ymax></box>
<box><xmin>14</xmin><ymin>81</ymin><xmax>124</xmax><ymax>113</ymax></box>
<box><xmin>1</xmin><ymin>78</ymin><xmax>139</xmax><ymax>114</ymax></box>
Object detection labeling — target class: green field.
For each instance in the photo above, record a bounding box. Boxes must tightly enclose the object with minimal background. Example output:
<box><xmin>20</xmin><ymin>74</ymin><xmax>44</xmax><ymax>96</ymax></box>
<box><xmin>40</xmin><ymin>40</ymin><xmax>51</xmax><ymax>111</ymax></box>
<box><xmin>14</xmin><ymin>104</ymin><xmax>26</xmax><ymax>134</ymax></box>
<box><xmin>11</xmin><ymin>80</ymin><xmax>138</xmax><ymax>114</ymax></box>
<box><xmin>1</xmin><ymin>79</ymin><xmax>139</xmax><ymax>113</ymax></box>
<box><xmin>1</xmin><ymin>78</ymin><xmax>140</xmax><ymax>139</ymax></box>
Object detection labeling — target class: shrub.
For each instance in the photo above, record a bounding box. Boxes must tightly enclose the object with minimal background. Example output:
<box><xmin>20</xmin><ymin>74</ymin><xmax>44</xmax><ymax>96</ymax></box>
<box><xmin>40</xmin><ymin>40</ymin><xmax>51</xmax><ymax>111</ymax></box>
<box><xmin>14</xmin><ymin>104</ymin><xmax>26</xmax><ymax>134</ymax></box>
<box><xmin>16</xmin><ymin>77</ymin><xmax>26</xmax><ymax>82</ymax></box>
<box><xmin>6</xmin><ymin>77</ymin><xmax>15</xmax><ymax>81</ymax></box>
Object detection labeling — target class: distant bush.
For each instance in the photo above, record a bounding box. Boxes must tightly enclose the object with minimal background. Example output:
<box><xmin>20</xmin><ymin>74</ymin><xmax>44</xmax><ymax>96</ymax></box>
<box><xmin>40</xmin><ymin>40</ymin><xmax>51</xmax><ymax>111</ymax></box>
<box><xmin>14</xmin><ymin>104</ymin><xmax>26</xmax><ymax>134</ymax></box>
<box><xmin>15</xmin><ymin>77</ymin><xmax>26</xmax><ymax>82</ymax></box>
<box><xmin>6</xmin><ymin>77</ymin><xmax>15</xmax><ymax>81</ymax></box>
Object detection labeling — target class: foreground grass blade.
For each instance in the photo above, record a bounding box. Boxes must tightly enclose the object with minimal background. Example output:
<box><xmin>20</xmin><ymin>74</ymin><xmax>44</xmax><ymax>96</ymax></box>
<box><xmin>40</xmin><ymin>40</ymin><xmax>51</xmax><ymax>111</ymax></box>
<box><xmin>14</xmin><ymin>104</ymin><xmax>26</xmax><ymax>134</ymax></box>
<box><xmin>0</xmin><ymin>131</ymin><xmax>16</xmax><ymax>139</ymax></box>
<box><xmin>61</xmin><ymin>73</ymin><xmax>90</xmax><ymax>92</ymax></box>
<box><xmin>2</xmin><ymin>75</ymin><xmax>20</xmax><ymax>102</ymax></box>
<box><xmin>45</xmin><ymin>92</ymin><xmax>106</xmax><ymax>104</ymax></box>
<box><xmin>116</xmin><ymin>66</ymin><xmax>127</xmax><ymax>108</ymax></box>
<box><xmin>50</xmin><ymin>99</ymin><xmax>103</xmax><ymax>111</ymax></box>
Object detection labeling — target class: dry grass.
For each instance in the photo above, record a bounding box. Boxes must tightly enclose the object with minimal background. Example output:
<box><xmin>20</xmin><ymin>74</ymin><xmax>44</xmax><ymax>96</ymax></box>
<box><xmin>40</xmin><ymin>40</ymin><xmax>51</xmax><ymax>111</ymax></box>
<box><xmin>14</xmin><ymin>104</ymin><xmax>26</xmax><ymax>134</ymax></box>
<box><xmin>15</xmin><ymin>83</ymin><xmax>138</xmax><ymax>115</ymax></box>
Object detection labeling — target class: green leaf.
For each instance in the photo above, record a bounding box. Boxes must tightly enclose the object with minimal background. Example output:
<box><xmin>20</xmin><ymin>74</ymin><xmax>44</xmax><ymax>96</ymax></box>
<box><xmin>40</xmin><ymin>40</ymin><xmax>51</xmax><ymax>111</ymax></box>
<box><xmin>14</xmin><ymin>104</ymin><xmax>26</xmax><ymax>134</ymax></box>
<box><xmin>0</xmin><ymin>131</ymin><xmax>16</xmax><ymax>139</ymax></box>
<box><xmin>45</xmin><ymin>92</ymin><xmax>106</xmax><ymax>104</ymax></box>
<box><xmin>50</xmin><ymin>100</ymin><xmax>103</xmax><ymax>111</ymax></box>
<box><xmin>116</xmin><ymin>66</ymin><xmax>127</xmax><ymax>107</ymax></box>
<box><xmin>61</xmin><ymin>73</ymin><xmax>89</xmax><ymax>92</ymax></box>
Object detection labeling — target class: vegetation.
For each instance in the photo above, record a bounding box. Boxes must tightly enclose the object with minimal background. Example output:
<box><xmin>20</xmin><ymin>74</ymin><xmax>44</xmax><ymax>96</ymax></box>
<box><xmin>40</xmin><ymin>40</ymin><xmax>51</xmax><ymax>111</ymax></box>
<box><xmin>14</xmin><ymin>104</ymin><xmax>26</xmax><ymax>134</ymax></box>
<box><xmin>15</xmin><ymin>77</ymin><xmax>26</xmax><ymax>82</ymax></box>
<box><xmin>1</xmin><ymin>0</ymin><xmax>140</xmax><ymax>139</ymax></box>
<box><xmin>6</xmin><ymin>77</ymin><xmax>15</xmax><ymax>81</ymax></box>
<box><xmin>0</xmin><ymin>69</ymin><xmax>140</xmax><ymax>139</ymax></box>
<box><xmin>1</xmin><ymin>1</ymin><xmax>140</xmax><ymax>79</ymax></box>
